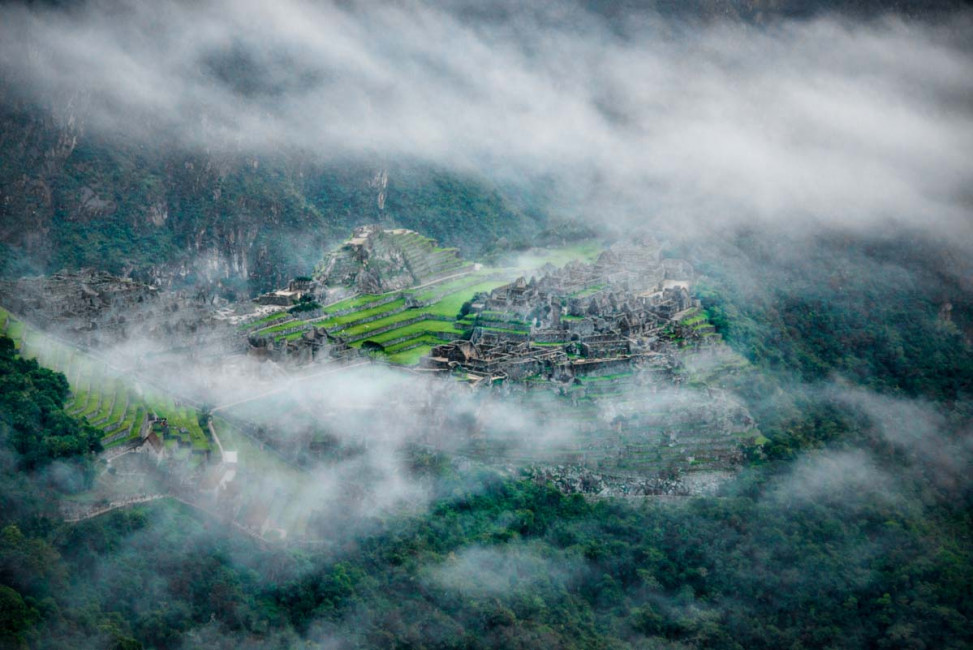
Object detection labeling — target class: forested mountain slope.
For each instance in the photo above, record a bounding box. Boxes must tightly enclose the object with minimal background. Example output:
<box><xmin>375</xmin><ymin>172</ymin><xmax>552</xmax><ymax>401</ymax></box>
<box><xmin>0</xmin><ymin>95</ymin><xmax>544</xmax><ymax>295</ymax></box>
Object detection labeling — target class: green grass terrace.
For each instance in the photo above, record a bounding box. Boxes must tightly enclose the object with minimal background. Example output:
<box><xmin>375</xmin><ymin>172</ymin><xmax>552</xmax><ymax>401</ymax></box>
<box><xmin>0</xmin><ymin>307</ymin><xmax>213</xmax><ymax>453</ymax></box>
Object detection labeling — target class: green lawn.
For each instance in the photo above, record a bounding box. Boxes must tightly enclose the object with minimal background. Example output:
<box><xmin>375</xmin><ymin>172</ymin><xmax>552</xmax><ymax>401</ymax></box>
<box><xmin>339</xmin><ymin>309</ymin><xmax>428</xmax><ymax>338</ymax></box>
<box><xmin>412</xmin><ymin>269</ymin><xmax>496</xmax><ymax>301</ymax></box>
<box><xmin>315</xmin><ymin>298</ymin><xmax>406</xmax><ymax>327</ymax></box>
<box><xmin>355</xmin><ymin>320</ymin><xmax>466</xmax><ymax>345</ymax></box>
<box><xmin>384</xmin><ymin>335</ymin><xmax>450</xmax><ymax>354</ymax></box>
<box><xmin>321</xmin><ymin>292</ymin><xmax>385</xmax><ymax>313</ymax></box>
<box><xmin>478</xmin><ymin>325</ymin><xmax>530</xmax><ymax>335</ymax></box>
<box><xmin>504</xmin><ymin>242</ymin><xmax>603</xmax><ymax>269</ymax></box>
<box><xmin>424</xmin><ymin>280</ymin><xmax>509</xmax><ymax>317</ymax></box>
<box><xmin>256</xmin><ymin>320</ymin><xmax>309</xmax><ymax>335</ymax></box>
<box><xmin>387</xmin><ymin>345</ymin><xmax>435</xmax><ymax>366</ymax></box>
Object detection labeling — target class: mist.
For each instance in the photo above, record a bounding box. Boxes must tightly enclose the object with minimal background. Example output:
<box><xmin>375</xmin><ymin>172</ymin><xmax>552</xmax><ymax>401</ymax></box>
<box><xmin>1</xmin><ymin>0</ymin><xmax>971</xmax><ymax>243</ymax></box>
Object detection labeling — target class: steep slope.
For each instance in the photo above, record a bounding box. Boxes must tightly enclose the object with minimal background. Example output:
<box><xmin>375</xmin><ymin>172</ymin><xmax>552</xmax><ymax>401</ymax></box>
<box><xmin>0</xmin><ymin>97</ymin><xmax>543</xmax><ymax>295</ymax></box>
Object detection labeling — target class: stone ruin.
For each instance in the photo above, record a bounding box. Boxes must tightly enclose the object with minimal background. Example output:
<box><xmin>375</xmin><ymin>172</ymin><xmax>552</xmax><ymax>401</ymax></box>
<box><xmin>247</xmin><ymin>325</ymin><xmax>355</xmax><ymax>365</ymax></box>
<box><xmin>253</xmin><ymin>277</ymin><xmax>315</xmax><ymax>307</ymax></box>
<box><xmin>409</xmin><ymin>238</ymin><xmax>755</xmax><ymax>495</ymax></box>
<box><xmin>0</xmin><ymin>268</ymin><xmax>229</xmax><ymax>349</ymax></box>
<box><xmin>421</xmin><ymin>238</ymin><xmax>708</xmax><ymax>385</ymax></box>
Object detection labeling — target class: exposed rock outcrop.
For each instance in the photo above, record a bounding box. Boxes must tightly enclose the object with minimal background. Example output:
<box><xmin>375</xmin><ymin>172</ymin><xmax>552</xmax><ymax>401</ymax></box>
<box><xmin>314</xmin><ymin>225</ymin><xmax>468</xmax><ymax>296</ymax></box>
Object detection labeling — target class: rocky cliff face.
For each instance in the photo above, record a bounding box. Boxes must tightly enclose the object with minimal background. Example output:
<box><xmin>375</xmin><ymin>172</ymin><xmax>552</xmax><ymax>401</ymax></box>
<box><xmin>0</xmin><ymin>95</ymin><xmax>539</xmax><ymax>296</ymax></box>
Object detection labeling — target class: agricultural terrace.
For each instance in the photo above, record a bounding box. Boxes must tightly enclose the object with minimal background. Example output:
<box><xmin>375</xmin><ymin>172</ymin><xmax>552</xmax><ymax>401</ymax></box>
<box><xmin>0</xmin><ymin>307</ymin><xmax>212</xmax><ymax>456</ymax></box>
<box><xmin>240</xmin><ymin>242</ymin><xmax>607</xmax><ymax>366</ymax></box>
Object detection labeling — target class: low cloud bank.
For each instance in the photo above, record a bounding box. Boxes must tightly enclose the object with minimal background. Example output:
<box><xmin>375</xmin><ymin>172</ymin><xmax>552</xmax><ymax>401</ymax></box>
<box><xmin>0</xmin><ymin>1</ymin><xmax>970</xmax><ymax>240</ymax></box>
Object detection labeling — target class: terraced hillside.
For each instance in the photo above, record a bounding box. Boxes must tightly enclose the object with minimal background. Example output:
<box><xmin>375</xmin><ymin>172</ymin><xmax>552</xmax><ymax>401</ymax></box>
<box><xmin>0</xmin><ymin>307</ymin><xmax>211</xmax><ymax>456</ymax></box>
<box><xmin>315</xmin><ymin>226</ymin><xmax>473</xmax><ymax>294</ymax></box>
<box><xmin>244</xmin><ymin>240</ymin><xmax>606</xmax><ymax>365</ymax></box>
<box><xmin>244</xmin><ymin>268</ymin><xmax>512</xmax><ymax>365</ymax></box>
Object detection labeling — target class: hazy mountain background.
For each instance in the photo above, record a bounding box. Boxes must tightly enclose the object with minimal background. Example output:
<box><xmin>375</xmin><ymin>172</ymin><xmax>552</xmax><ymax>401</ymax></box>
<box><xmin>1</xmin><ymin>0</ymin><xmax>971</xmax><ymax>294</ymax></box>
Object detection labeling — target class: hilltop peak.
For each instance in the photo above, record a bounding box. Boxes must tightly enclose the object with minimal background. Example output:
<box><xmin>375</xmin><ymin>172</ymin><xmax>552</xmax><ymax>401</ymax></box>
<box><xmin>313</xmin><ymin>226</ymin><xmax>470</xmax><ymax>297</ymax></box>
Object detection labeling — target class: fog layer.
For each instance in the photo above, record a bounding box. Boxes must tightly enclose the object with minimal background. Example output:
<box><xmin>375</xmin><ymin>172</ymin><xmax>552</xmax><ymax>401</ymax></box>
<box><xmin>1</xmin><ymin>0</ymin><xmax>971</xmax><ymax>240</ymax></box>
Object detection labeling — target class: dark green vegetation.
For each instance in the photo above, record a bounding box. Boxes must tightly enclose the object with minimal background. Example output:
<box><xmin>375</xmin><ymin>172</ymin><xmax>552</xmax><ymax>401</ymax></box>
<box><xmin>694</xmin><ymin>233</ymin><xmax>973</xmax><ymax>459</ymax></box>
<box><xmin>698</xmin><ymin>234</ymin><xmax>973</xmax><ymax>397</ymax></box>
<box><xmin>3</xmin><ymin>438</ymin><xmax>969</xmax><ymax>649</ymax></box>
<box><xmin>0</xmin><ymin>335</ymin><xmax>101</xmax><ymax>472</ymax></box>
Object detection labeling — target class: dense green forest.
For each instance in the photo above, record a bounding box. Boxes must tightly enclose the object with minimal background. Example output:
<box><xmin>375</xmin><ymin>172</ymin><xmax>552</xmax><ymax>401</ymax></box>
<box><xmin>1</xmin><ymin>233</ymin><xmax>970</xmax><ymax>649</ymax></box>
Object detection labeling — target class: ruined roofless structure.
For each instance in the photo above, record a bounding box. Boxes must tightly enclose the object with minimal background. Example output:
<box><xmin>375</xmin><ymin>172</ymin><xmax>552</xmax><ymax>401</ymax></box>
<box><xmin>423</xmin><ymin>238</ymin><xmax>704</xmax><ymax>383</ymax></box>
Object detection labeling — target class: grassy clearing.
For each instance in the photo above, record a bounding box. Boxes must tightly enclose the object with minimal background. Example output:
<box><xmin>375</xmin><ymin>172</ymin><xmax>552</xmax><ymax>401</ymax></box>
<box><xmin>340</xmin><ymin>309</ymin><xmax>426</xmax><ymax>338</ymax></box>
<box><xmin>478</xmin><ymin>325</ymin><xmax>530</xmax><ymax>335</ymax></box>
<box><xmin>355</xmin><ymin>320</ymin><xmax>466</xmax><ymax>345</ymax></box>
<box><xmin>321</xmin><ymin>293</ymin><xmax>385</xmax><ymax>313</ymax></box>
<box><xmin>317</xmin><ymin>298</ymin><xmax>406</xmax><ymax>327</ymax></box>
<box><xmin>579</xmin><ymin>372</ymin><xmax>635</xmax><ymax>383</ymax></box>
<box><xmin>384</xmin><ymin>335</ymin><xmax>450</xmax><ymax>354</ymax></box>
<box><xmin>413</xmin><ymin>273</ymin><xmax>482</xmax><ymax>301</ymax></box>
<box><xmin>571</xmin><ymin>284</ymin><xmax>606</xmax><ymax>298</ymax></box>
<box><xmin>681</xmin><ymin>311</ymin><xmax>707</xmax><ymax>327</ymax></box>
<box><xmin>387</xmin><ymin>345</ymin><xmax>434</xmax><ymax>366</ymax></box>
<box><xmin>424</xmin><ymin>280</ymin><xmax>509</xmax><ymax>317</ymax></box>
<box><xmin>504</xmin><ymin>242</ymin><xmax>603</xmax><ymax>270</ymax></box>
<box><xmin>256</xmin><ymin>320</ymin><xmax>307</xmax><ymax>335</ymax></box>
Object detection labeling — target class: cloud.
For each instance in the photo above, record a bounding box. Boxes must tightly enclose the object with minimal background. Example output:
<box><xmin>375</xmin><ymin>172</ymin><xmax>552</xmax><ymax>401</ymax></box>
<box><xmin>0</xmin><ymin>1</ymin><xmax>971</xmax><ymax>240</ymax></box>
<box><xmin>770</xmin><ymin>447</ymin><xmax>902</xmax><ymax>509</ymax></box>
<box><xmin>835</xmin><ymin>388</ymin><xmax>973</xmax><ymax>495</ymax></box>
<box><xmin>763</xmin><ymin>383</ymin><xmax>973</xmax><ymax>514</ymax></box>
<box><xmin>424</xmin><ymin>543</ymin><xmax>583</xmax><ymax>597</ymax></box>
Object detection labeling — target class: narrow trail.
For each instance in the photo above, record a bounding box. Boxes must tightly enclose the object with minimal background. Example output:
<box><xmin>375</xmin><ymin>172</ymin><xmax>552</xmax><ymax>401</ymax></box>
<box><xmin>62</xmin><ymin>495</ymin><xmax>275</xmax><ymax>547</ymax></box>
<box><xmin>207</xmin><ymin>419</ymin><xmax>224</xmax><ymax>458</ymax></box>
<box><xmin>63</xmin><ymin>494</ymin><xmax>167</xmax><ymax>522</ymax></box>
